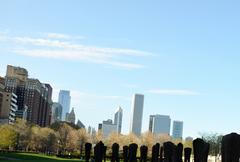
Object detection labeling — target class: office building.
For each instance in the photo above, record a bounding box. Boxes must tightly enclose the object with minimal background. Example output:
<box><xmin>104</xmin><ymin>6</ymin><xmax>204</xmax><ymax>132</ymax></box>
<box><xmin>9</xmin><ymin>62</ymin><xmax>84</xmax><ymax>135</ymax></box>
<box><xmin>58</xmin><ymin>90</ymin><xmax>71</xmax><ymax>121</ymax></box>
<box><xmin>88</xmin><ymin>126</ymin><xmax>96</xmax><ymax>136</ymax></box>
<box><xmin>98</xmin><ymin>123</ymin><xmax>103</xmax><ymax>131</ymax></box>
<box><xmin>51</xmin><ymin>102</ymin><xmax>62</xmax><ymax>124</ymax></box>
<box><xmin>101</xmin><ymin>119</ymin><xmax>117</xmax><ymax>137</ymax></box>
<box><xmin>77</xmin><ymin>119</ymin><xmax>85</xmax><ymax>128</ymax></box>
<box><xmin>172</xmin><ymin>121</ymin><xmax>183</xmax><ymax>139</ymax></box>
<box><xmin>4</xmin><ymin>65</ymin><xmax>53</xmax><ymax>126</ymax></box>
<box><xmin>149</xmin><ymin>114</ymin><xmax>171</xmax><ymax>135</ymax></box>
<box><xmin>185</xmin><ymin>136</ymin><xmax>193</xmax><ymax>141</ymax></box>
<box><xmin>66</xmin><ymin>108</ymin><xmax>75</xmax><ymax>124</ymax></box>
<box><xmin>114</xmin><ymin>106</ymin><xmax>123</xmax><ymax>134</ymax></box>
<box><xmin>130</xmin><ymin>94</ymin><xmax>144</xmax><ymax>136</ymax></box>
<box><xmin>0</xmin><ymin>79</ymin><xmax>18</xmax><ymax>124</ymax></box>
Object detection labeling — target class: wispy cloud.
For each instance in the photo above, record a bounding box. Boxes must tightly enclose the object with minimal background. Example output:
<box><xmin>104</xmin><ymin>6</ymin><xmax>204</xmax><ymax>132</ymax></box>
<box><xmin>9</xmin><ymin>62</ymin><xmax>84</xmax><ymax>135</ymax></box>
<box><xmin>147</xmin><ymin>89</ymin><xmax>200</xmax><ymax>96</ymax></box>
<box><xmin>45</xmin><ymin>33</ymin><xmax>85</xmax><ymax>40</ymax></box>
<box><xmin>0</xmin><ymin>32</ymin><xmax>152</xmax><ymax>69</ymax></box>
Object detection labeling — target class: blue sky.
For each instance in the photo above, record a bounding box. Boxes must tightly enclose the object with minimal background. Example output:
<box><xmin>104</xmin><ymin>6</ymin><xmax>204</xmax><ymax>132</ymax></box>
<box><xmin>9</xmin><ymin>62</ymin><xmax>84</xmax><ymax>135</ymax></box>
<box><xmin>1</xmin><ymin>0</ymin><xmax>240</xmax><ymax>137</ymax></box>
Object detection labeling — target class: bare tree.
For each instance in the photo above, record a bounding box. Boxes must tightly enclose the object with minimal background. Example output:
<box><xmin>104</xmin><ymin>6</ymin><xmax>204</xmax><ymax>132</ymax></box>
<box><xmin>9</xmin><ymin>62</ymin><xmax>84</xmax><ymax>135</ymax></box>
<box><xmin>77</xmin><ymin>128</ymin><xmax>89</xmax><ymax>158</ymax></box>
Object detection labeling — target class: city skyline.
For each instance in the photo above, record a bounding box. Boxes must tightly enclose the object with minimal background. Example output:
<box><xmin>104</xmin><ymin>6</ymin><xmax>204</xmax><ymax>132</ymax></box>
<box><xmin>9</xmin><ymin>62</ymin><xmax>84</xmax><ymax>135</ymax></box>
<box><xmin>1</xmin><ymin>1</ymin><xmax>240</xmax><ymax>138</ymax></box>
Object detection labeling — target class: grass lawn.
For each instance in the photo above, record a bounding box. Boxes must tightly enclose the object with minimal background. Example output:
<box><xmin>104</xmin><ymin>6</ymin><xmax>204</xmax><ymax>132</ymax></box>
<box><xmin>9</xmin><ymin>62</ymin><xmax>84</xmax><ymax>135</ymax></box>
<box><xmin>0</xmin><ymin>152</ymin><xmax>84</xmax><ymax>162</ymax></box>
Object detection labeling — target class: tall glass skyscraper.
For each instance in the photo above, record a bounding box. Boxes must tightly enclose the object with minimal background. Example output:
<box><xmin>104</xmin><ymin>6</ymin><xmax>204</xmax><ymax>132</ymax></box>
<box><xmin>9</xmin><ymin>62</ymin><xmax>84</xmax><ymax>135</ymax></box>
<box><xmin>172</xmin><ymin>120</ymin><xmax>183</xmax><ymax>139</ymax></box>
<box><xmin>114</xmin><ymin>106</ymin><xmax>123</xmax><ymax>134</ymax></box>
<box><xmin>58</xmin><ymin>90</ymin><xmax>71</xmax><ymax>121</ymax></box>
<box><xmin>130</xmin><ymin>94</ymin><xmax>144</xmax><ymax>136</ymax></box>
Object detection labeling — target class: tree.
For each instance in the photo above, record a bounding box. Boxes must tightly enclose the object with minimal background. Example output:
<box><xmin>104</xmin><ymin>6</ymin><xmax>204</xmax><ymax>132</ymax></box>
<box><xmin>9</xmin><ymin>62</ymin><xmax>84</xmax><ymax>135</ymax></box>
<box><xmin>183</xmin><ymin>139</ymin><xmax>193</xmax><ymax>150</ymax></box>
<box><xmin>14</xmin><ymin>118</ymin><xmax>31</xmax><ymax>150</ymax></box>
<box><xmin>125</xmin><ymin>133</ymin><xmax>140</xmax><ymax>145</ymax></box>
<box><xmin>201</xmin><ymin>133</ymin><xmax>222</xmax><ymax>162</ymax></box>
<box><xmin>154</xmin><ymin>133</ymin><xmax>171</xmax><ymax>145</ymax></box>
<box><xmin>139</xmin><ymin>132</ymin><xmax>154</xmax><ymax>157</ymax></box>
<box><xmin>77</xmin><ymin>128</ymin><xmax>89</xmax><ymax>157</ymax></box>
<box><xmin>39</xmin><ymin>127</ymin><xmax>58</xmax><ymax>153</ymax></box>
<box><xmin>0</xmin><ymin>124</ymin><xmax>17</xmax><ymax>150</ymax></box>
<box><xmin>93</xmin><ymin>130</ymin><xmax>103</xmax><ymax>144</ymax></box>
<box><xmin>26</xmin><ymin>125</ymin><xmax>41</xmax><ymax>151</ymax></box>
<box><xmin>106</xmin><ymin>132</ymin><xmax>120</xmax><ymax>148</ymax></box>
<box><xmin>172</xmin><ymin>138</ymin><xmax>183</xmax><ymax>145</ymax></box>
<box><xmin>46</xmin><ymin>130</ymin><xmax>59</xmax><ymax>154</ymax></box>
<box><xmin>140</xmin><ymin>131</ymin><xmax>154</xmax><ymax>151</ymax></box>
<box><xmin>58</xmin><ymin>123</ymin><xmax>78</xmax><ymax>153</ymax></box>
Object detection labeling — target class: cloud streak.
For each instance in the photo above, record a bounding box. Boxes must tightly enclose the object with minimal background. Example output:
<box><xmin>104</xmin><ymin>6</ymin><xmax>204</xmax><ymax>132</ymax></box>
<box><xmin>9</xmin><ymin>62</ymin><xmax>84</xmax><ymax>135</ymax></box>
<box><xmin>0</xmin><ymin>32</ymin><xmax>152</xmax><ymax>69</ymax></box>
<box><xmin>147</xmin><ymin>89</ymin><xmax>200</xmax><ymax>96</ymax></box>
<box><xmin>45</xmin><ymin>33</ymin><xmax>85</xmax><ymax>40</ymax></box>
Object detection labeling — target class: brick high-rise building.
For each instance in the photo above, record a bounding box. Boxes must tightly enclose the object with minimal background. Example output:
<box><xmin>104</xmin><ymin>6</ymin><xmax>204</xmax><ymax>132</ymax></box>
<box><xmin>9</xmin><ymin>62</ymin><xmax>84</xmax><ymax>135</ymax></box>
<box><xmin>0</xmin><ymin>76</ymin><xmax>18</xmax><ymax>124</ymax></box>
<box><xmin>4</xmin><ymin>65</ymin><xmax>53</xmax><ymax>127</ymax></box>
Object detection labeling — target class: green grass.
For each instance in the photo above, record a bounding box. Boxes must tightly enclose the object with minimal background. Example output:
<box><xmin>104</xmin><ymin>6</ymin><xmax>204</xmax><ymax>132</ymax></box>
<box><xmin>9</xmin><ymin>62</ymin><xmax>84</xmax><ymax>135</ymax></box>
<box><xmin>0</xmin><ymin>152</ymin><xmax>84</xmax><ymax>162</ymax></box>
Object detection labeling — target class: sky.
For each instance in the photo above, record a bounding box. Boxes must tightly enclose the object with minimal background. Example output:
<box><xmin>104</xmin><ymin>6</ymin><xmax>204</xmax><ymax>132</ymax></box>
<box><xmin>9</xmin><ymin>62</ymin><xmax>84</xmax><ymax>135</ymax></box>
<box><xmin>0</xmin><ymin>0</ymin><xmax>240</xmax><ymax>138</ymax></box>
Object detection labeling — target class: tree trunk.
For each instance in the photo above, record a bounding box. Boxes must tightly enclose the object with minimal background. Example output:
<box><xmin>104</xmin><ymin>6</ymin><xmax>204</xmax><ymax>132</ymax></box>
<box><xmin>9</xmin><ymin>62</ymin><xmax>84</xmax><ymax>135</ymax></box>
<box><xmin>80</xmin><ymin>144</ymin><xmax>83</xmax><ymax>158</ymax></box>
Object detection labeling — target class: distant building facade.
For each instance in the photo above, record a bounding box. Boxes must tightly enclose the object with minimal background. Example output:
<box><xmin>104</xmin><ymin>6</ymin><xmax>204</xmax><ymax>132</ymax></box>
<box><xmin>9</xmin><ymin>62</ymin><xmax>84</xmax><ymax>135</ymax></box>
<box><xmin>149</xmin><ymin>114</ymin><xmax>171</xmax><ymax>135</ymax></box>
<box><xmin>130</xmin><ymin>94</ymin><xmax>144</xmax><ymax>136</ymax></box>
<box><xmin>98</xmin><ymin>123</ymin><xmax>103</xmax><ymax>131</ymax></box>
<box><xmin>114</xmin><ymin>106</ymin><xmax>123</xmax><ymax>134</ymax></box>
<box><xmin>88</xmin><ymin>126</ymin><xmax>96</xmax><ymax>136</ymax></box>
<box><xmin>77</xmin><ymin>119</ymin><xmax>85</xmax><ymax>128</ymax></box>
<box><xmin>66</xmin><ymin>108</ymin><xmax>75</xmax><ymax>124</ymax></box>
<box><xmin>185</xmin><ymin>136</ymin><xmax>193</xmax><ymax>141</ymax></box>
<box><xmin>101</xmin><ymin>119</ymin><xmax>117</xmax><ymax>137</ymax></box>
<box><xmin>4</xmin><ymin>65</ymin><xmax>52</xmax><ymax>126</ymax></box>
<box><xmin>0</xmin><ymin>79</ymin><xmax>18</xmax><ymax>124</ymax></box>
<box><xmin>51</xmin><ymin>102</ymin><xmax>62</xmax><ymax>124</ymax></box>
<box><xmin>172</xmin><ymin>121</ymin><xmax>183</xmax><ymax>139</ymax></box>
<box><xmin>58</xmin><ymin>90</ymin><xmax>71</xmax><ymax>121</ymax></box>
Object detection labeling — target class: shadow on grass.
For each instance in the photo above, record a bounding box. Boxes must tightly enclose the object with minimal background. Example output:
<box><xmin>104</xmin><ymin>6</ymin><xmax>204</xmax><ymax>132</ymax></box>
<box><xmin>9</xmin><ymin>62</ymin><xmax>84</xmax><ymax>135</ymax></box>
<box><xmin>0</xmin><ymin>152</ymin><xmax>83</xmax><ymax>161</ymax></box>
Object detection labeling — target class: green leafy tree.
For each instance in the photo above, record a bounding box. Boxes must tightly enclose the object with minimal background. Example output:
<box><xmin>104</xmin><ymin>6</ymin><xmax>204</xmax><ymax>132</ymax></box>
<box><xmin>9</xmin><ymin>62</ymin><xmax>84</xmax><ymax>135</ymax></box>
<box><xmin>0</xmin><ymin>124</ymin><xmax>17</xmax><ymax>149</ymax></box>
<box><xmin>39</xmin><ymin>127</ymin><xmax>59</xmax><ymax>153</ymax></box>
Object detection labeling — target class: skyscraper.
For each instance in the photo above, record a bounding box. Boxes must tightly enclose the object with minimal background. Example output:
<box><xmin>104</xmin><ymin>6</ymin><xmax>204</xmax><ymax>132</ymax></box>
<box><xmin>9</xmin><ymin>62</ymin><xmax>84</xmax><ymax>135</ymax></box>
<box><xmin>51</xmin><ymin>102</ymin><xmax>62</xmax><ymax>124</ymax></box>
<box><xmin>130</xmin><ymin>94</ymin><xmax>144</xmax><ymax>136</ymax></box>
<box><xmin>66</xmin><ymin>108</ymin><xmax>75</xmax><ymax>124</ymax></box>
<box><xmin>114</xmin><ymin>106</ymin><xmax>123</xmax><ymax>134</ymax></box>
<box><xmin>101</xmin><ymin>119</ymin><xmax>117</xmax><ymax>138</ymax></box>
<box><xmin>77</xmin><ymin>119</ymin><xmax>85</xmax><ymax>128</ymax></box>
<box><xmin>0</xmin><ymin>77</ymin><xmax>18</xmax><ymax>124</ymax></box>
<box><xmin>4</xmin><ymin>65</ymin><xmax>52</xmax><ymax>126</ymax></box>
<box><xmin>172</xmin><ymin>120</ymin><xmax>183</xmax><ymax>139</ymax></box>
<box><xmin>58</xmin><ymin>90</ymin><xmax>71</xmax><ymax>121</ymax></box>
<box><xmin>149</xmin><ymin>114</ymin><xmax>171</xmax><ymax>135</ymax></box>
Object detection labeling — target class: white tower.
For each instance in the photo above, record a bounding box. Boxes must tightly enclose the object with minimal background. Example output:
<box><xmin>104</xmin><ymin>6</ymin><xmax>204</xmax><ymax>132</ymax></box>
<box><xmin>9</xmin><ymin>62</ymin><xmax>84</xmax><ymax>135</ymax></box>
<box><xmin>114</xmin><ymin>106</ymin><xmax>123</xmax><ymax>134</ymax></box>
<box><xmin>130</xmin><ymin>94</ymin><xmax>144</xmax><ymax>136</ymax></box>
